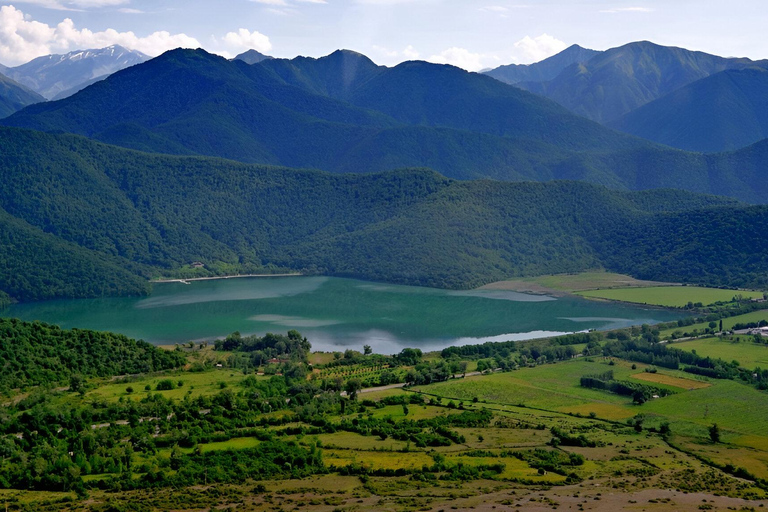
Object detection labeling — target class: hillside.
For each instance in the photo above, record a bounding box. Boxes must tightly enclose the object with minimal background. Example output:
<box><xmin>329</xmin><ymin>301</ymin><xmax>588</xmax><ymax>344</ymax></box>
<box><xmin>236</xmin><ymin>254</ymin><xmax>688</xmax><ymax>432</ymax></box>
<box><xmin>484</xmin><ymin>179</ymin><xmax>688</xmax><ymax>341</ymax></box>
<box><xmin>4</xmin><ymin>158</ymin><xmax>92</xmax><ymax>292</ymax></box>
<box><xmin>520</xmin><ymin>41</ymin><xmax>765</xmax><ymax>123</ymax></box>
<box><xmin>0</xmin><ymin>126</ymin><xmax>766</xmax><ymax>303</ymax></box>
<box><xmin>484</xmin><ymin>44</ymin><xmax>600</xmax><ymax>85</ymax></box>
<box><xmin>0</xmin><ymin>73</ymin><xmax>44</xmax><ymax>118</ymax></box>
<box><xmin>4</xmin><ymin>45</ymin><xmax>149</xmax><ymax>100</ymax></box>
<box><xmin>609</xmin><ymin>67</ymin><xmax>768</xmax><ymax>152</ymax></box>
<box><xmin>0</xmin><ymin>317</ymin><xmax>185</xmax><ymax>393</ymax></box>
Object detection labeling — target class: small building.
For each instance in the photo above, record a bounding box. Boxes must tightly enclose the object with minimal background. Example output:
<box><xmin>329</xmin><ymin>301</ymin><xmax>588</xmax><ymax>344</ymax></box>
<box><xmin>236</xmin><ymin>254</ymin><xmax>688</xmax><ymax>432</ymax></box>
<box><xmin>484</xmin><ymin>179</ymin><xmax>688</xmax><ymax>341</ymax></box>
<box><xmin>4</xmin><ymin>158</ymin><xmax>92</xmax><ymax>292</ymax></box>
<box><xmin>190</xmin><ymin>261</ymin><xmax>204</xmax><ymax>269</ymax></box>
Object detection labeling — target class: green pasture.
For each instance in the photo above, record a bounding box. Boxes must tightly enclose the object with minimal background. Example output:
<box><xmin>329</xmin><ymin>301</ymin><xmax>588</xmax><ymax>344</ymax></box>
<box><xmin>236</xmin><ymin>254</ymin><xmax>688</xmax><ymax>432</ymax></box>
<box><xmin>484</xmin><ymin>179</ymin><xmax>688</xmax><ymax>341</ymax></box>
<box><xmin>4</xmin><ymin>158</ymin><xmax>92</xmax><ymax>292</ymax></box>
<box><xmin>86</xmin><ymin>369</ymin><xmax>260</xmax><ymax>401</ymax></box>
<box><xmin>577</xmin><ymin>286</ymin><xmax>762</xmax><ymax>308</ymax></box>
<box><xmin>527</xmin><ymin>271</ymin><xmax>671</xmax><ymax>292</ymax></box>
<box><xmin>642</xmin><ymin>379</ymin><xmax>768</xmax><ymax>437</ymax></box>
<box><xmin>671</xmin><ymin>336</ymin><xmax>768</xmax><ymax>368</ymax></box>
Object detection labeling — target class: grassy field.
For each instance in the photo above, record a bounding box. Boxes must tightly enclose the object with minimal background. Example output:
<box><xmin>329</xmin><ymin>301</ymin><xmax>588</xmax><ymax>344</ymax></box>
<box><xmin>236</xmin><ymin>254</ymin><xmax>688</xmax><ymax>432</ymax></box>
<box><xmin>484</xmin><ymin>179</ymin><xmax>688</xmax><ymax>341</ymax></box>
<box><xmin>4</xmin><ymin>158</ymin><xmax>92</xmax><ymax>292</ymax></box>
<box><xmin>480</xmin><ymin>271</ymin><xmax>673</xmax><ymax>294</ymax></box>
<box><xmin>660</xmin><ymin>309</ymin><xmax>768</xmax><ymax>338</ymax></box>
<box><xmin>577</xmin><ymin>286</ymin><xmax>762</xmax><ymax>307</ymax></box>
<box><xmin>85</xmin><ymin>368</ymin><xmax>260</xmax><ymax>401</ymax></box>
<box><xmin>671</xmin><ymin>336</ymin><xmax>768</xmax><ymax>368</ymax></box>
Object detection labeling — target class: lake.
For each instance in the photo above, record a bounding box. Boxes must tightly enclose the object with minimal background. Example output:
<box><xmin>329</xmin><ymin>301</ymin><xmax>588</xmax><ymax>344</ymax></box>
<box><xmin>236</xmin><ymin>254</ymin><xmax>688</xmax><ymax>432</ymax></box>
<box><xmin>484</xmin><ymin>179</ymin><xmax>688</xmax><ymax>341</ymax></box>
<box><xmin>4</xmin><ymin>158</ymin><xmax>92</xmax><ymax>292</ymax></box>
<box><xmin>1</xmin><ymin>276</ymin><xmax>683</xmax><ymax>354</ymax></box>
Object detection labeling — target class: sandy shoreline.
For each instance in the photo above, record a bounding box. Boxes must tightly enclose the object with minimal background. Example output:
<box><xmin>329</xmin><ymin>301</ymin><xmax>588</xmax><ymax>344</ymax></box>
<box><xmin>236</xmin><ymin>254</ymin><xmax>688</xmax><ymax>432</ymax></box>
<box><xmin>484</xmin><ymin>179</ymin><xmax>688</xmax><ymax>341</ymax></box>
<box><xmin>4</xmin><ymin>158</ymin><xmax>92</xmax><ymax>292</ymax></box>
<box><xmin>152</xmin><ymin>273</ymin><xmax>302</xmax><ymax>284</ymax></box>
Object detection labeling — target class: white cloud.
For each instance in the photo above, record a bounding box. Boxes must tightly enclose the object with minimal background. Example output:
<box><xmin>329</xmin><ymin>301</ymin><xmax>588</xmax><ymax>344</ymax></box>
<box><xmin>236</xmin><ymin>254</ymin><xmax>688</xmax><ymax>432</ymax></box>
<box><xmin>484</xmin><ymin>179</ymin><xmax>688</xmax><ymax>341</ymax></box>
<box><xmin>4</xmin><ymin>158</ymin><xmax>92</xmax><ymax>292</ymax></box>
<box><xmin>249</xmin><ymin>0</ymin><xmax>288</xmax><ymax>4</ymax></box>
<box><xmin>599</xmin><ymin>7</ymin><xmax>653</xmax><ymax>13</ymax></box>
<box><xmin>0</xmin><ymin>5</ymin><xmax>199</xmax><ymax>65</ymax></box>
<box><xmin>372</xmin><ymin>45</ymin><xmax>397</xmax><ymax>58</ymax></box>
<box><xmin>371</xmin><ymin>44</ymin><xmax>420</xmax><ymax>64</ymax></box>
<box><xmin>12</xmin><ymin>0</ymin><xmax>129</xmax><ymax>10</ymax></box>
<box><xmin>511</xmin><ymin>33</ymin><xmax>567</xmax><ymax>64</ymax></box>
<box><xmin>427</xmin><ymin>47</ymin><xmax>487</xmax><ymax>72</ymax></box>
<box><xmin>222</xmin><ymin>28</ymin><xmax>272</xmax><ymax>53</ymax></box>
<box><xmin>402</xmin><ymin>45</ymin><xmax>419</xmax><ymax>60</ymax></box>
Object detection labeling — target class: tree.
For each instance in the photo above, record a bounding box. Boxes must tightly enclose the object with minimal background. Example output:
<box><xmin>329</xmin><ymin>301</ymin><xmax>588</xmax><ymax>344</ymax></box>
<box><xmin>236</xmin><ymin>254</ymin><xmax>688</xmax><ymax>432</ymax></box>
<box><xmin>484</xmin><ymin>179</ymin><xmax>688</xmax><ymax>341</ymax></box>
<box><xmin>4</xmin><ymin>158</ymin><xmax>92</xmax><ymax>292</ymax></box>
<box><xmin>69</xmin><ymin>374</ymin><xmax>84</xmax><ymax>394</ymax></box>
<box><xmin>632</xmin><ymin>390</ymin><xmax>648</xmax><ymax>405</ymax></box>
<box><xmin>363</xmin><ymin>345</ymin><xmax>372</xmax><ymax>355</ymax></box>
<box><xmin>345</xmin><ymin>379</ymin><xmax>362</xmax><ymax>400</ymax></box>
<box><xmin>709</xmin><ymin>423</ymin><xmax>721</xmax><ymax>443</ymax></box>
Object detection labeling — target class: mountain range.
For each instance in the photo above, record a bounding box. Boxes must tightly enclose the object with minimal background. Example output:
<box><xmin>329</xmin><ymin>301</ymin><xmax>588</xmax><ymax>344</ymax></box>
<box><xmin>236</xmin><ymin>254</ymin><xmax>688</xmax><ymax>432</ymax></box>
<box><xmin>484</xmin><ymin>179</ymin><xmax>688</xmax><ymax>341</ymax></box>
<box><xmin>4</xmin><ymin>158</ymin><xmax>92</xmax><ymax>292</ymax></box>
<box><xmin>512</xmin><ymin>41</ymin><xmax>767</xmax><ymax>124</ymax></box>
<box><xmin>2</xmin><ymin>42</ymin><xmax>768</xmax><ymax>305</ymax></box>
<box><xmin>2</xmin><ymin>45</ymin><xmax>149</xmax><ymax>100</ymax></box>
<box><xmin>4</xmin><ymin>47</ymin><xmax>768</xmax><ymax>202</ymax></box>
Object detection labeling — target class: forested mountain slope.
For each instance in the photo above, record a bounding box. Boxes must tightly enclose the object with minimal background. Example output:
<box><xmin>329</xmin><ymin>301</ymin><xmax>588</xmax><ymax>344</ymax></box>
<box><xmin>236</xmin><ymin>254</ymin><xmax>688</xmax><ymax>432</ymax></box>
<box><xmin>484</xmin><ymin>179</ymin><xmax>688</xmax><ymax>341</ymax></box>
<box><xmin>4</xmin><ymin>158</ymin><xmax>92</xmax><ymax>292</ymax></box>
<box><xmin>0</xmin><ymin>127</ymin><xmax>766</xmax><ymax>304</ymax></box>
<box><xmin>5</xmin><ymin>48</ymin><xmax>768</xmax><ymax>201</ymax></box>
<box><xmin>609</xmin><ymin>67</ymin><xmax>768</xmax><ymax>152</ymax></box>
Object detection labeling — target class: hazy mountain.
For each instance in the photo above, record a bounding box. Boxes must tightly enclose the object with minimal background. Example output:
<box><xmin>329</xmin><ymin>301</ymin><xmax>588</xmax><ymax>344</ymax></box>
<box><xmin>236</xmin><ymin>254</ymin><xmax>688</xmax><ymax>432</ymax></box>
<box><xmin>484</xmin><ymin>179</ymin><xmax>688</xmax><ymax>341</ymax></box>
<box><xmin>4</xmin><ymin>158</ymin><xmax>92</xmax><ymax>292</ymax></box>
<box><xmin>484</xmin><ymin>44</ymin><xmax>600</xmax><ymax>85</ymax></box>
<box><xmin>234</xmin><ymin>49</ymin><xmax>273</xmax><ymax>64</ymax></box>
<box><xmin>5</xmin><ymin>45</ymin><xmax>149</xmax><ymax>100</ymax></box>
<box><xmin>0</xmin><ymin>73</ymin><xmax>44</xmax><ymax>119</ymax></box>
<box><xmin>50</xmin><ymin>75</ymin><xmax>107</xmax><ymax>101</ymax></box>
<box><xmin>2</xmin><ymin>48</ymin><xmax>639</xmax><ymax>176</ymax></box>
<box><xmin>5</xmin><ymin>48</ymin><xmax>768</xmax><ymax>202</ymax></box>
<box><xmin>520</xmin><ymin>41</ymin><xmax>765</xmax><ymax>123</ymax></box>
<box><xmin>609</xmin><ymin>67</ymin><xmax>768</xmax><ymax>152</ymax></box>
<box><xmin>2</xmin><ymin>126</ymin><xmax>766</xmax><ymax>303</ymax></box>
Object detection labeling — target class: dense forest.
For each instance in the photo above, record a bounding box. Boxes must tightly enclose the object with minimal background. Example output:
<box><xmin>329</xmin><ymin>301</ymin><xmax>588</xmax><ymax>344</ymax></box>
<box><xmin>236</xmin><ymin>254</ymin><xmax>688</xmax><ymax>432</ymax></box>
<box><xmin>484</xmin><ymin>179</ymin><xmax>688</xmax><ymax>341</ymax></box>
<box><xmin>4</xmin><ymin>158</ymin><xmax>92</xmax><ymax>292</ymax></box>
<box><xmin>0</xmin><ymin>318</ymin><xmax>186</xmax><ymax>394</ymax></box>
<box><xmin>0</xmin><ymin>126</ymin><xmax>767</xmax><ymax>303</ymax></box>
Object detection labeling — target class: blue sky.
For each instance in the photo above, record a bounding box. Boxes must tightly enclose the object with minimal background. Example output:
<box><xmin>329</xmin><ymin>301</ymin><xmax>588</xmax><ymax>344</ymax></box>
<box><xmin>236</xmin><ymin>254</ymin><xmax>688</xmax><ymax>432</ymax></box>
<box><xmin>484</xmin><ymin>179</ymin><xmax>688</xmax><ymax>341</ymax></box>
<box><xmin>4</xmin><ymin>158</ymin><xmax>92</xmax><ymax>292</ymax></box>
<box><xmin>1</xmin><ymin>0</ymin><xmax>767</xmax><ymax>69</ymax></box>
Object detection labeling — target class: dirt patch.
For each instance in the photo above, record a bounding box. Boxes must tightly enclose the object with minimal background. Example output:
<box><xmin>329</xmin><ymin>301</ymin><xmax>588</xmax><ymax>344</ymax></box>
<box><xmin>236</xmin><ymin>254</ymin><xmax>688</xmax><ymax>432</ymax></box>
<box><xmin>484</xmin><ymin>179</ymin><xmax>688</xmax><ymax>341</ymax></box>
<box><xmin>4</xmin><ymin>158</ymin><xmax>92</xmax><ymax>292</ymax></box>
<box><xmin>632</xmin><ymin>372</ymin><xmax>711</xmax><ymax>390</ymax></box>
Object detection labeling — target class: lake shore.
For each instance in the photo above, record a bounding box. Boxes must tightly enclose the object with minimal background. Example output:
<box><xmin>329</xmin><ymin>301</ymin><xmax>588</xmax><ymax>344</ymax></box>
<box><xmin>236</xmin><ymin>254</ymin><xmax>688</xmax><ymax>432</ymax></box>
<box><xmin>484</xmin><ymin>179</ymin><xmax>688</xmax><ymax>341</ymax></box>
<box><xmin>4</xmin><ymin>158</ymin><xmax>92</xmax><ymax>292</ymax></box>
<box><xmin>152</xmin><ymin>273</ymin><xmax>303</xmax><ymax>284</ymax></box>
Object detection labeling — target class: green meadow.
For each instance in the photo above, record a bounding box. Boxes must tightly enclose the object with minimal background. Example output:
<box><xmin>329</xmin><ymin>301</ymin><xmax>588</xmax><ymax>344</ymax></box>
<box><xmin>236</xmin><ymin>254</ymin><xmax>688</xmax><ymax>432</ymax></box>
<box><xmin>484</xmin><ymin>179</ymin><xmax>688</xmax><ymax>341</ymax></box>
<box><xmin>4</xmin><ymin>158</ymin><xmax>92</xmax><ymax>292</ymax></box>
<box><xmin>672</xmin><ymin>336</ymin><xmax>768</xmax><ymax>368</ymax></box>
<box><xmin>577</xmin><ymin>286</ymin><xmax>762</xmax><ymax>307</ymax></box>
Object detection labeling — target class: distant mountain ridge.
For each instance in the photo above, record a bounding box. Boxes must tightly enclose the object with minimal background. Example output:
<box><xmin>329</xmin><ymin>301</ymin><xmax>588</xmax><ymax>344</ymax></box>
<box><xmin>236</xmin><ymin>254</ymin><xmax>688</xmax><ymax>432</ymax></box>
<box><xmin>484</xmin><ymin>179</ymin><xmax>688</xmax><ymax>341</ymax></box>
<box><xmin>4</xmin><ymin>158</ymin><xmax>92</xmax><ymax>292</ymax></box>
<box><xmin>484</xmin><ymin>44</ymin><xmax>600</xmax><ymax>85</ymax></box>
<box><xmin>0</xmin><ymin>73</ymin><xmax>44</xmax><ymax>119</ymax></box>
<box><xmin>609</xmin><ymin>67</ymin><xmax>768</xmax><ymax>152</ymax></box>
<box><xmin>5</xmin><ymin>45</ymin><xmax>149</xmax><ymax>100</ymax></box>
<box><xmin>517</xmin><ymin>41</ymin><xmax>768</xmax><ymax>123</ymax></box>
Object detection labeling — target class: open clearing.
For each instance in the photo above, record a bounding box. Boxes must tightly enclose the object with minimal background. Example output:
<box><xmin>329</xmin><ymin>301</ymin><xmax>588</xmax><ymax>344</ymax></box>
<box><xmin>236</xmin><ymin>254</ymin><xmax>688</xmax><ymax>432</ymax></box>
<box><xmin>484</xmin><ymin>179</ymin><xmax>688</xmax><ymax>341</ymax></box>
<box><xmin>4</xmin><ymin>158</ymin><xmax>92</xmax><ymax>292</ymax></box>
<box><xmin>577</xmin><ymin>286</ymin><xmax>762</xmax><ymax>307</ymax></box>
